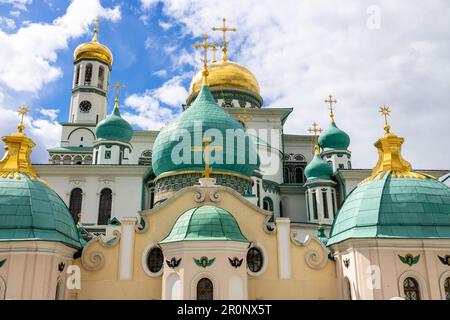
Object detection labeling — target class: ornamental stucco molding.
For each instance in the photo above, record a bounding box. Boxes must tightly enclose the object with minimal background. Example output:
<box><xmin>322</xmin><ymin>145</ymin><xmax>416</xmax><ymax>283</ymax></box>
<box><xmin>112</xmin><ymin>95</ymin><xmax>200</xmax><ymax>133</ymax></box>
<box><xmin>81</xmin><ymin>229</ymin><xmax>121</xmax><ymax>271</ymax></box>
<box><xmin>290</xmin><ymin>231</ymin><xmax>328</xmax><ymax>270</ymax></box>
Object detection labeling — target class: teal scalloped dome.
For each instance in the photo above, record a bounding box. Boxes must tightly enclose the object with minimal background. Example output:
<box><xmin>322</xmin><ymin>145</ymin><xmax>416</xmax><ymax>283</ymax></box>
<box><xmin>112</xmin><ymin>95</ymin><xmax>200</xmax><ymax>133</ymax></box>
<box><xmin>327</xmin><ymin>173</ymin><xmax>450</xmax><ymax>246</ymax></box>
<box><xmin>96</xmin><ymin>107</ymin><xmax>133</xmax><ymax>143</ymax></box>
<box><xmin>152</xmin><ymin>85</ymin><xmax>260</xmax><ymax>177</ymax></box>
<box><xmin>319</xmin><ymin>121</ymin><xmax>350</xmax><ymax>150</ymax></box>
<box><xmin>160</xmin><ymin>205</ymin><xmax>248</xmax><ymax>243</ymax></box>
<box><xmin>0</xmin><ymin>174</ymin><xmax>82</xmax><ymax>249</ymax></box>
<box><xmin>304</xmin><ymin>152</ymin><xmax>333</xmax><ymax>181</ymax></box>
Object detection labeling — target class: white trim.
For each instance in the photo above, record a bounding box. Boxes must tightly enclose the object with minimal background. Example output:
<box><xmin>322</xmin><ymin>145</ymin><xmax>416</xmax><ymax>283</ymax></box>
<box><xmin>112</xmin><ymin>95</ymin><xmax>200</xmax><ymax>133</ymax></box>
<box><xmin>119</xmin><ymin>220</ymin><xmax>135</xmax><ymax>280</ymax></box>
<box><xmin>439</xmin><ymin>270</ymin><xmax>450</xmax><ymax>300</ymax></box>
<box><xmin>190</xmin><ymin>271</ymin><xmax>219</xmax><ymax>300</ymax></box>
<box><xmin>398</xmin><ymin>270</ymin><xmax>429</xmax><ymax>300</ymax></box>
<box><xmin>246</xmin><ymin>243</ymin><xmax>268</xmax><ymax>277</ymax></box>
<box><xmin>142</xmin><ymin>243</ymin><xmax>164</xmax><ymax>278</ymax></box>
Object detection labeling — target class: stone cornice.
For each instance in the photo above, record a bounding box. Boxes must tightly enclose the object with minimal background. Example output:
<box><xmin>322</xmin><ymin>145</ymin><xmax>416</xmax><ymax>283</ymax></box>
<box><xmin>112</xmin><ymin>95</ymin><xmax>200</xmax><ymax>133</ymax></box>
<box><xmin>34</xmin><ymin>164</ymin><xmax>148</xmax><ymax>176</ymax></box>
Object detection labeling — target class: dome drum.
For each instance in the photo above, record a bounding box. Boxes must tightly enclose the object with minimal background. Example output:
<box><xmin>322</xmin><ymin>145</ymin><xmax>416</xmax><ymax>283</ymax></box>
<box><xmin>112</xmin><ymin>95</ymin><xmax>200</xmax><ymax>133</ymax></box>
<box><xmin>186</xmin><ymin>87</ymin><xmax>263</xmax><ymax>109</ymax></box>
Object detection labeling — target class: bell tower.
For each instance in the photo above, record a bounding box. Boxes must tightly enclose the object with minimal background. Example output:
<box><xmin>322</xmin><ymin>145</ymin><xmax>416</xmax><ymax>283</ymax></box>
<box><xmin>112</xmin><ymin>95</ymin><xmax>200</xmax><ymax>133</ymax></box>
<box><xmin>69</xmin><ymin>20</ymin><xmax>112</xmax><ymax>124</ymax></box>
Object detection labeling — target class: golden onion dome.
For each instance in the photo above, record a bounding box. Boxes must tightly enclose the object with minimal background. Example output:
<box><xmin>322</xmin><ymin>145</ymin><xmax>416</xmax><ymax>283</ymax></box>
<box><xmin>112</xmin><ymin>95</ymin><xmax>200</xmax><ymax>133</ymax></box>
<box><xmin>73</xmin><ymin>24</ymin><xmax>113</xmax><ymax>67</ymax></box>
<box><xmin>189</xmin><ymin>59</ymin><xmax>260</xmax><ymax>97</ymax></box>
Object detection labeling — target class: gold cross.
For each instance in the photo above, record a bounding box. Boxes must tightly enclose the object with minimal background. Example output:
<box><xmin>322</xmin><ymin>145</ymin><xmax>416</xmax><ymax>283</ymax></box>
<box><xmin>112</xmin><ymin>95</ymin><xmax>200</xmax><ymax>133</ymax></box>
<box><xmin>237</xmin><ymin>110</ymin><xmax>253</xmax><ymax>128</ymax></box>
<box><xmin>192</xmin><ymin>137</ymin><xmax>223</xmax><ymax>178</ymax></box>
<box><xmin>325</xmin><ymin>95</ymin><xmax>337</xmax><ymax>121</ymax></box>
<box><xmin>194</xmin><ymin>35</ymin><xmax>214</xmax><ymax>83</ymax></box>
<box><xmin>308</xmin><ymin>122</ymin><xmax>323</xmax><ymax>153</ymax></box>
<box><xmin>212</xmin><ymin>18</ymin><xmax>236</xmax><ymax>61</ymax></box>
<box><xmin>111</xmin><ymin>80</ymin><xmax>125</xmax><ymax>99</ymax></box>
<box><xmin>379</xmin><ymin>105</ymin><xmax>391</xmax><ymax>134</ymax></box>
<box><xmin>17</xmin><ymin>106</ymin><xmax>29</xmax><ymax>133</ymax></box>
<box><xmin>92</xmin><ymin>17</ymin><xmax>100</xmax><ymax>42</ymax></box>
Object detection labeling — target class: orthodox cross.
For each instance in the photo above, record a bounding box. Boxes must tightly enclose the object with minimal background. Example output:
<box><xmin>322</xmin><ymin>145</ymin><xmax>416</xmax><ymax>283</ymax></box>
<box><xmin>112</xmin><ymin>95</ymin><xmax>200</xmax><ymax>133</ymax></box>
<box><xmin>237</xmin><ymin>110</ymin><xmax>253</xmax><ymax>128</ymax></box>
<box><xmin>111</xmin><ymin>80</ymin><xmax>125</xmax><ymax>99</ymax></box>
<box><xmin>192</xmin><ymin>137</ymin><xmax>223</xmax><ymax>178</ymax></box>
<box><xmin>194</xmin><ymin>35</ymin><xmax>215</xmax><ymax>82</ymax></box>
<box><xmin>308</xmin><ymin>122</ymin><xmax>323</xmax><ymax>153</ymax></box>
<box><xmin>379</xmin><ymin>105</ymin><xmax>391</xmax><ymax>134</ymax></box>
<box><xmin>212</xmin><ymin>18</ymin><xmax>236</xmax><ymax>61</ymax></box>
<box><xmin>92</xmin><ymin>17</ymin><xmax>100</xmax><ymax>42</ymax></box>
<box><xmin>17</xmin><ymin>106</ymin><xmax>29</xmax><ymax>133</ymax></box>
<box><xmin>324</xmin><ymin>95</ymin><xmax>337</xmax><ymax>121</ymax></box>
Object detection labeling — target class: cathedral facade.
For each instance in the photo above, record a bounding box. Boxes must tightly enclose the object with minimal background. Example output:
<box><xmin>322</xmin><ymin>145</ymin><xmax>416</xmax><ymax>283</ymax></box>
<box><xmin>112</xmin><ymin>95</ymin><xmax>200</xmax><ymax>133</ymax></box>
<box><xmin>0</xmin><ymin>21</ymin><xmax>450</xmax><ymax>300</ymax></box>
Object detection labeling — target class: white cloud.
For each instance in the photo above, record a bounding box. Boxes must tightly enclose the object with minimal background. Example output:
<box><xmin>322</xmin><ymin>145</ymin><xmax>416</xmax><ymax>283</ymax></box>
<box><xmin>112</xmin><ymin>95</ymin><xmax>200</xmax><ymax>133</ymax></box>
<box><xmin>158</xmin><ymin>20</ymin><xmax>173</xmax><ymax>30</ymax></box>
<box><xmin>39</xmin><ymin>108</ymin><xmax>59</xmax><ymax>121</ymax></box>
<box><xmin>9</xmin><ymin>10</ymin><xmax>21</xmax><ymax>17</ymax></box>
<box><xmin>0</xmin><ymin>0</ymin><xmax>32</xmax><ymax>11</ymax></box>
<box><xmin>0</xmin><ymin>17</ymin><xmax>16</xmax><ymax>30</ymax></box>
<box><xmin>142</xmin><ymin>0</ymin><xmax>450</xmax><ymax>170</ymax></box>
<box><xmin>0</xmin><ymin>0</ymin><xmax>121</xmax><ymax>94</ymax></box>
<box><xmin>141</xmin><ymin>0</ymin><xmax>159</xmax><ymax>10</ymax></box>
<box><xmin>153</xmin><ymin>69</ymin><xmax>167</xmax><ymax>77</ymax></box>
<box><xmin>124</xmin><ymin>76</ymin><xmax>188</xmax><ymax>130</ymax></box>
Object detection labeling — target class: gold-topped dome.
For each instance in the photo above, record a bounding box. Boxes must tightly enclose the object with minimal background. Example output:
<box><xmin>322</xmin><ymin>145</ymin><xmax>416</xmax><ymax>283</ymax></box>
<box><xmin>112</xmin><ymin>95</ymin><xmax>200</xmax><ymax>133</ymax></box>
<box><xmin>73</xmin><ymin>21</ymin><xmax>113</xmax><ymax>67</ymax></box>
<box><xmin>189</xmin><ymin>59</ymin><xmax>260</xmax><ymax>97</ymax></box>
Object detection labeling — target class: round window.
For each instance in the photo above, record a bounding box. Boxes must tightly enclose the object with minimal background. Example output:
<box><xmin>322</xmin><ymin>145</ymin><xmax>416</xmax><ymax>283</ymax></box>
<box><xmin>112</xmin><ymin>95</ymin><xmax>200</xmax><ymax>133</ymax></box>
<box><xmin>146</xmin><ymin>247</ymin><xmax>163</xmax><ymax>274</ymax></box>
<box><xmin>247</xmin><ymin>247</ymin><xmax>264</xmax><ymax>273</ymax></box>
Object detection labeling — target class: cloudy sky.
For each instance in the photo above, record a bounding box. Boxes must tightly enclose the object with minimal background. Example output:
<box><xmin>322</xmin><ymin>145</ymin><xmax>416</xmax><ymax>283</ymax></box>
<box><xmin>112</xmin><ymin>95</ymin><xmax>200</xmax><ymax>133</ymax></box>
<box><xmin>0</xmin><ymin>0</ymin><xmax>449</xmax><ymax>170</ymax></box>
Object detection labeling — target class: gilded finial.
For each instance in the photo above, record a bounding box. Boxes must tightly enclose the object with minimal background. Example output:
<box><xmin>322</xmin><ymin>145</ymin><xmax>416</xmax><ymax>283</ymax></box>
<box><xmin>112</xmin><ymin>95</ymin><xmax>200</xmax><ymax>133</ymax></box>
<box><xmin>379</xmin><ymin>105</ymin><xmax>391</xmax><ymax>134</ymax></box>
<box><xmin>324</xmin><ymin>95</ymin><xmax>337</xmax><ymax>121</ymax></box>
<box><xmin>194</xmin><ymin>35</ymin><xmax>214</xmax><ymax>86</ymax></box>
<box><xmin>212</xmin><ymin>18</ymin><xmax>236</xmax><ymax>62</ymax></box>
<box><xmin>211</xmin><ymin>43</ymin><xmax>218</xmax><ymax>63</ymax></box>
<box><xmin>111</xmin><ymin>80</ymin><xmax>125</xmax><ymax>108</ymax></box>
<box><xmin>92</xmin><ymin>17</ymin><xmax>99</xmax><ymax>42</ymax></box>
<box><xmin>308</xmin><ymin>122</ymin><xmax>323</xmax><ymax>155</ymax></box>
<box><xmin>17</xmin><ymin>106</ymin><xmax>29</xmax><ymax>133</ymax></box>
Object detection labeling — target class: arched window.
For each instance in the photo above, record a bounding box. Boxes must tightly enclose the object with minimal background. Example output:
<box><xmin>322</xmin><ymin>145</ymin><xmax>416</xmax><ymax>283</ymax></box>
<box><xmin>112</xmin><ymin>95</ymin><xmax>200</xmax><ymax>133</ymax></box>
<box><xmin>84</xmin><ymin>63</ymin><xmax>93</xmax><ymax>85</ymax></box>
<box><xmin>322</xmin><ymin>189</ymin><xmax>329</xmax><ymax>219</ymax></box>
<box><xmin>51</xmin><ymin>155</ymin><xmax>61</xmax><ymax>165</ymax></box>
<box><xmin>283</xmin><ymin>167</ymin><xmax>290</xmax><ymax>183</ymax></box>
<box><xmin>69</xmin><ymin>188</ymin><xmax>83</xmax><ymax>223</ymax></box>
<box><xmin>344</xmin><ymin>277</ymin><xmax>352</xmax><ymax>300</ymax></box>
<box><xmin>98</xmin><ymin>66</ymin><xmax>105</xmax><ymax>89</ymax></box>
<box><xmin>197</xmin><ymin>278</ymin><xmax>213</xmax><ymax>300</ymax></box>
<box><xmin>444</xmin><ymin>277</ymin><xmax>450</xmax><ymax>301</ymax></box>
<box><xmin>139</xmin><ymin>150</ymin><xmax>152</xmax><ymax>165</ymax></box>
<box><xmin>146</xmin><ymin>247</ymin><xmax>163</xmax><ymax>274</ymax></box>
<box><xmin>98</xmin><ymin>188</ymin><xmax>112</xmax><ymax>225</ymax></box>
<box><xmin>311</xmin><ymin>190</ymin><xmax>318</xmax><ymax>220</ymax></box>
<box><xmin>247</xmin><ymin>247</ymin><xmax>264</xmax><ymax>273</ymax></box>
<box><xmin>74</xmin><ymin>65</ymin><xmax>80</xmax><ymax>87</ymax></box>
<box><xmin>279</xmin><ymin>201</ymin><xmax>283</xmax><ymax>217</ymax></box>
<box><xmin>403</xmin><ymin>277</ymin><xmax>421</xmax><ymax>300</ymax></box>
<box><xmin>63</xmin><ymin>155</ymin><xmax>71</xmax><ymax>165</ymax></box>
<box><xmin>295</xmin><ymin>167</ymin><xmax>304</xmax><ymax>183</ymax></box>
<box><xmin>74</xmin><ymin>155</ymin><xmax>83</xmax><ymax>165</ymax></box>
<box><xmin>262</xmin><ymin>197</ymin><xmax>273</xmax><ymax>212</ymax></box>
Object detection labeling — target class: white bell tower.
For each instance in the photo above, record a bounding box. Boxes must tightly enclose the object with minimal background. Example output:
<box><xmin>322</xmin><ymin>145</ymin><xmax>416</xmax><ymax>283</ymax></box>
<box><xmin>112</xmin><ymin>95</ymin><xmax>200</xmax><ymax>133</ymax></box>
<box><xmin>69</xmin><ymin>20</ymin><xmax>112</xmax><ymax>125</ymax></box>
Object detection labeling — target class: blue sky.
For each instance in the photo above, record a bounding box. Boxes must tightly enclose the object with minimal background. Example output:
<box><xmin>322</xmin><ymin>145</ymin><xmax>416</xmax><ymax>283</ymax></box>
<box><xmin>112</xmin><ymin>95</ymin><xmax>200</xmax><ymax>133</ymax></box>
<box><xmin>1</xmin><ymin>0</ymin><xmax>450</xmax><ymax>171</ymax></box>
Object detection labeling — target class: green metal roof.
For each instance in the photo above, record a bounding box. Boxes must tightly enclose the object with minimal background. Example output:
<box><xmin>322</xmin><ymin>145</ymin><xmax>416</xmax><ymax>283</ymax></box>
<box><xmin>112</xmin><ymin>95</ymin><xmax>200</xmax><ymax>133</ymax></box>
<box><xmin>48</xmin><ymin>146</ymin><xmax>94</xmax><ymax>152</ymax></box>
<box><xmin>304</xmin><ymin>153</ymin><xmax>333</xmax><ymax>181</ymax></box>
<box><xmin>96</xmin><ymin>106</ymin><xmax>133</xmax><ymax>143</ymax></box>
<box><xmin>0</xmin><ymin>174</ymin><xmax>82</xmax><ymax>248</ymax></box>
<box><xmin>319</xmin><ymin>121</ymin><xmax>350</xmax><ymax>150</ymax></box>
<box><xmin>152</xmin><ymin>85</ymin><xmax>260</xmax><ymax>177</ymax></box>
<box><xmin>160</xmin><ymin>205</ymin><xmax>248</xmax><ymax>243</ymax></box>
<box><xmin>327</xmin><ymin>172</ymin><xmax>450</xmax><ymax>246</ymax></box>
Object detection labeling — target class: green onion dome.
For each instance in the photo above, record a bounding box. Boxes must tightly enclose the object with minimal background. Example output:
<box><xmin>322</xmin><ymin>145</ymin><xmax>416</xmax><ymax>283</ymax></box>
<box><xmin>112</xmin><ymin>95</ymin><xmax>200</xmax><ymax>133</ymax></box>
<box><xmin>304</xmin><ymin>148</ymin><xmax>333</xmax><ymax>181</ymax></box>
<box><xmin>160</xmin><ymin>205</ymin><xmax>248</xmax><ymax>243</ymax></box>
<box><xmin>152</xmin><ymin>85</ymin><xmax>260</xmax><ymax>177</ymax></box>
<box><xmin>95</xmin><ymin>101</ymin><xmax>133</xmax><ymax>143</ymax></box>
<box><xmin>319</xmin><ymin>121</ymin><xmax>350</xmax><ymax>150</ymax></box>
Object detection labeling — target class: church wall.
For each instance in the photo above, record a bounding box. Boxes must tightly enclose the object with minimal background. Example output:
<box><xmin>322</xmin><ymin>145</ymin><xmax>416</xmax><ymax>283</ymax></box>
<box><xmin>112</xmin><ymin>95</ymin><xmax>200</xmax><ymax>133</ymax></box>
<box><xmin>332</xmin><ymin>239</ymin><xmax>450</xmax><ymax>300</ymax></box>
<box><xmin>282</xmin><ymin>192</ymin><xmax>307</xmax><ymax>223</ymax></box>
<box><xmin>0</xmin><ymin>241</ymin><xmax>77</xmax><ymax>300</ymax></box>
<box><xmin>39</xmin><ymin>172</ymin><xmax>143</xmax><ymax>224</ymax></box>
<box><xmin>76</xmin><ymin>186</ymin><xmax>339</xmax><ymax>300</ymax></box>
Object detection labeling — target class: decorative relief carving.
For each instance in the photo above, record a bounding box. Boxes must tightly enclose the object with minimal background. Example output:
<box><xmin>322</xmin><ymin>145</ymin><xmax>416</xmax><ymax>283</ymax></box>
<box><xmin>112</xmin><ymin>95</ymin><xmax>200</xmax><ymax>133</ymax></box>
<box><xmin>81</xmin><ymin>230</ymin><xmax>121</xmax><ymax>271</ymax></box>
<box><xmin>290</xmin><ymin>231</ymin><xmax>328</xmax><ymax>270</ymax></box>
